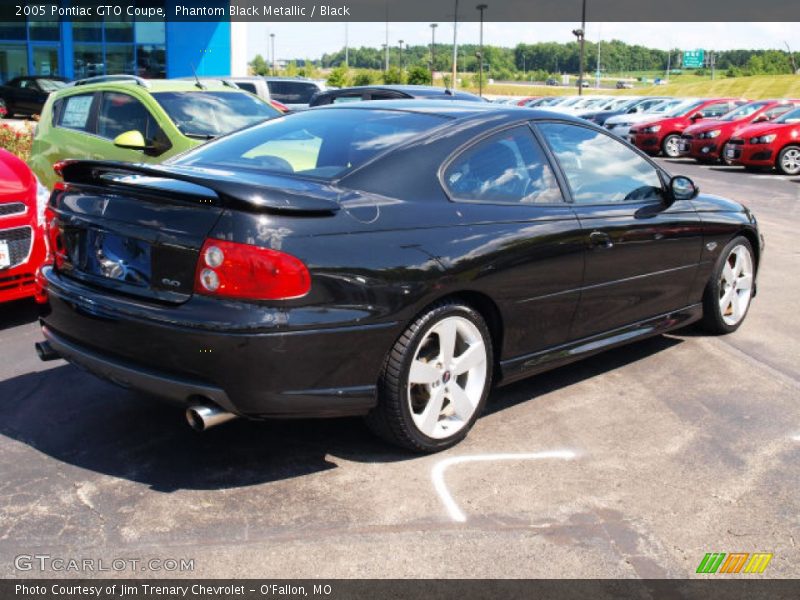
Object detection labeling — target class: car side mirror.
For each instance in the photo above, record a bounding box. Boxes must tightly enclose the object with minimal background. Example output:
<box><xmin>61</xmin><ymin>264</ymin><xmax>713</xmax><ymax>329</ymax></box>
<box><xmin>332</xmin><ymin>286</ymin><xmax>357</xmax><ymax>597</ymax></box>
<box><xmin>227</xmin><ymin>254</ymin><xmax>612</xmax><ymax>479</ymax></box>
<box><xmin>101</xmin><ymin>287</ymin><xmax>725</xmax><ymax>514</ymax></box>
<box><xmin>753</xmin><ymin>114</ymin><xmax>769</xmax><ymax>123</ymax></box>
<box><xmin>113</xmin><ymin>130</ymin><xmax>147</xmax><ymax>151</ymax></box>
<box><xmin>690</xmin><ymin>112</ymin><xmax>704</xmax><ymax>121</ymax></box>
<box><xmin>670</xmin><ymin>175</ymin><xmax>699</xmax><ymax>201</ymax></box>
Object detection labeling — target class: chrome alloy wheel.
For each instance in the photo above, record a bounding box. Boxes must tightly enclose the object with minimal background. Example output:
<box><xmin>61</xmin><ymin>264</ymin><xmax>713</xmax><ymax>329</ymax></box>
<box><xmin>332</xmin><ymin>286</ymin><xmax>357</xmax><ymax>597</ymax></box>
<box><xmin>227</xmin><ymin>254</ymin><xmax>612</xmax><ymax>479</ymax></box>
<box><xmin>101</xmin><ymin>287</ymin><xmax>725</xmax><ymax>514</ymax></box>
<box><xmin>718</xmin><ymin>244</ymin><xmax>754</xmax><ymax>326</ymax></box>
<box><xmin>780</xmin><ymin>147</ymin><xmax>800</xmax><ymax>175</ymax></box>
<box><xmin>664</xmin><ymin>135</ymin><xmax>681</xmax><ymax>158</ymax></box>
<box><xmin>406</xmin><ymin>316</ymin><xmax>488</xmax><ymax>439</ymax></box>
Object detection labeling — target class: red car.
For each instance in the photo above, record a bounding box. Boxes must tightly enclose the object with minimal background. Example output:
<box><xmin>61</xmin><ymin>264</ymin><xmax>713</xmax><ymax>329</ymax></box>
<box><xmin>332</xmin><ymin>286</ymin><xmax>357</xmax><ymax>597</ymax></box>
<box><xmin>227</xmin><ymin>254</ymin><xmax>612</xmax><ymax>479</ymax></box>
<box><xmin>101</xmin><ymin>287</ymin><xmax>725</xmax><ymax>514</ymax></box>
<box><xmin>515</xmin><ymin>96</ymin><xmax>540</xmax><ymax>106</ymax></box>
<box><xmin>0</xmin><ymin>148</ymin><xmax>48</xmax><ymax>304</ymax></box>
<box><xmin>680</xmin><ymin>100</ymin><xmax>799</xmax><ymax>163</ymax></box>
<box><xmin>726</xmin><ymin>106</ymin><xmax>800</xmax><ymax>175</ymax></box>
<box><xmin>629</xmin><ymin>98</ymin><xmax>746</xmax><ymax>157</ymax></box>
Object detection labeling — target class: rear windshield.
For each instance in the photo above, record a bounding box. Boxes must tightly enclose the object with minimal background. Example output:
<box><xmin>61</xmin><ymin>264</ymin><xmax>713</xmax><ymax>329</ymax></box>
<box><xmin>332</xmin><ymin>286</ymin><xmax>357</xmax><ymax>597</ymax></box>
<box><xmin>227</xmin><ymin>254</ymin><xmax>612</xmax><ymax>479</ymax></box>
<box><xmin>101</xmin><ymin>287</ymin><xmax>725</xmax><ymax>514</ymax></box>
<box><xmin>152</xmin><ymin>91</ymin><xmax>281</xmax><ymax>139</ymax></box>
<box><xmin>172</xmin><ymin>108</ymin><xmax>448</xmax><ymax>179</ymax></box>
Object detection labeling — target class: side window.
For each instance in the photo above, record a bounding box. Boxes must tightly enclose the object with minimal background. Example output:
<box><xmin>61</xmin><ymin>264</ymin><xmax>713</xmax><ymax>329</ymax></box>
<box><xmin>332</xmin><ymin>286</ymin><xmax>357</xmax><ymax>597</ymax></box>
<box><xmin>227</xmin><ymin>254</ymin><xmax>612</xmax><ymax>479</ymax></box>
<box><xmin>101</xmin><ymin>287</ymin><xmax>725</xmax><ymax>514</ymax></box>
<box><xmin>632</xmin><ymin>99</ymin><xmax>662</xmax><ymax>113</ymax></box>
<box><xmin>18</xmin><ymin>79</ymin><xmax>32</xmax><ymax>89</ymax></box>
<box><xmin>97</xmin><ymin>92</ymin><xmax>162</xmax><ymax>141</ymax></box>
<box><xmin>443</xmin><ymin>126</ymin><xmax>564</xmax><ymax>205</ymax></box>
<box><xmin>57</xmin><ymin>94</ymin><xmax>95</xmax><ymax>132</ymax></box>
<box><xmin>763</xmin><ymin>105</ymin><xmax>793</xmax><ymax>120</ymax></box>
<box><xmin>701</xmin><ymin>103</ymin><xmax>730</xmax><ymax>118</ymax></box>
<box><xmin>538</xmin><ymin>122</ymin><xmax>664</xmax><ymax>204</ymax></box>
<box><xmin>236</xmin><ymin>82</ymin><xmax>257</xmax><ymax>94</ymax></box>
<box><xmin>268</xmin><ymin>82</ymin><xmax>318</xmax><ymax>104</ymax></box>
<box><xmin>368</xmin><ymin>92</ymin><xmax>406</xmax><ymax>101</ymax></box>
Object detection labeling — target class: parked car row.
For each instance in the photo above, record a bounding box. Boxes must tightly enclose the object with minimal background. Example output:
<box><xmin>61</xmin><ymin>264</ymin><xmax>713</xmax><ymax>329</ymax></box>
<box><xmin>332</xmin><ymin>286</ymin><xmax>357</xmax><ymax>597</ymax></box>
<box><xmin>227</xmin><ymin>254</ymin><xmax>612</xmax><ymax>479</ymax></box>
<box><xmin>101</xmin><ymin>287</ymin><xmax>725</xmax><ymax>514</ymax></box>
<box><xmin>510</xmin><ymin>93</ymin><xmax>800</xmax><ymax>176</ymax></box>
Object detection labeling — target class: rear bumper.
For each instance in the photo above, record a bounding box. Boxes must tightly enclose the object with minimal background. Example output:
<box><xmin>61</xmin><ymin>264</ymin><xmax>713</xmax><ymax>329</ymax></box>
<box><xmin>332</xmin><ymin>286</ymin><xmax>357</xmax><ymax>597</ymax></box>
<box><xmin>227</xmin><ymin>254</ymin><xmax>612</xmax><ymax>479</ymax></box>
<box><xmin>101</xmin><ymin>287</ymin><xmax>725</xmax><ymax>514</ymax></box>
<box><xmin>40</xmin><ymin>267</ymin><xmax>399</xmax><ymax>418</ymax></box>
<box><xmin>42</xmin><ymin>324</ymin><xmax>236</xmax><ymax>411</ymax></box>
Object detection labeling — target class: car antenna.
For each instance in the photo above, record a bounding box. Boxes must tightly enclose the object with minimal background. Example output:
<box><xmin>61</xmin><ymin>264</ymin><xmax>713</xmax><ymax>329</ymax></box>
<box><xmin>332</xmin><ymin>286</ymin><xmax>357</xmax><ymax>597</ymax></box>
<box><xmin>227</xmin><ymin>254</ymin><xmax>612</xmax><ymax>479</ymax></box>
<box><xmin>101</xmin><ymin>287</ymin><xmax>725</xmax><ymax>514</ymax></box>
<box><xmin>190</xmin><ymin>63</ymin><xmax>206</xmax><ymax>90</ymax></box>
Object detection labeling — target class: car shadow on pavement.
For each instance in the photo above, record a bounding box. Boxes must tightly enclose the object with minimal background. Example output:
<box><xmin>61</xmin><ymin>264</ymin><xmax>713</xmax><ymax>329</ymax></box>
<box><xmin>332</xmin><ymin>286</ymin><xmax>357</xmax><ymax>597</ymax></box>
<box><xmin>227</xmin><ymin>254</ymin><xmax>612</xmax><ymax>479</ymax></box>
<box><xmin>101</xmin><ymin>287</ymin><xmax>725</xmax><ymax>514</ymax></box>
<box><xmin>0</xmin><ymin>299</ymin><xmax>40</xmax><ymax>330</ymax></box>
<box><xmin>0</xmin><ymin>364</ymin><xmax>407</xmax><ymax>493</ymax></box>
<box><xmin>0</xmin><ymin>335</ymin><xmax>683</xmax><ymax>493</ymax></box>
<box><xmin>486</xmin><ymin>334</ymin><xmax>683</xmax><ymax>415</ymax></box>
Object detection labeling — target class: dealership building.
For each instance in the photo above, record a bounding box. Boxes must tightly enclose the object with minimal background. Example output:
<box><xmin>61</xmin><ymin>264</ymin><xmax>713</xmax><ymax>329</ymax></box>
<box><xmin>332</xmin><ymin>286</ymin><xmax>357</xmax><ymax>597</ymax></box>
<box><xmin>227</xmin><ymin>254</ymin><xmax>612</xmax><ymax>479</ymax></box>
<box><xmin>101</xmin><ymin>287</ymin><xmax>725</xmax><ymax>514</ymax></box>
<box><xmin>0</xmin><ymin>1</ymin><xmax>247</xmax><ymax>83</ymax></box>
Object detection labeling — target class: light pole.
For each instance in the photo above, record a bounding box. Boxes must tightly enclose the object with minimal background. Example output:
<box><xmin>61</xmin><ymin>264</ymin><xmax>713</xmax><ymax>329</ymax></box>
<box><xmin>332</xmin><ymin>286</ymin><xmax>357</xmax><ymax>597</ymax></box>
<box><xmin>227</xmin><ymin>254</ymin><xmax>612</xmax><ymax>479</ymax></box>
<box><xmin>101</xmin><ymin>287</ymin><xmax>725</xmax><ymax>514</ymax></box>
<box><xmin>451</xmin><ymin>0</ymin><xmax>459</xmax><ymax>89</ymax></box>
<box><xmin>430</xmin><ymin>23</ymin><xmax>438</xmax><ymax>85</ymax></box>
<box><xmin>381</xmin><ymin>44</ymin><xmax>388</xmax><ymax>72</ymax></box>
<box><xmin>398</xmin><ymin>40</ymin><xmax>404</xmax><ymax>73</ymax></box>
<box><xmin>270</xmin><ymin>33</ymin><xmax>276</xmax><ymax>76</ymax></box>
<box><xmin>595</xmin><ymin>24</ymin><xmax>601</xmax><ymax>89</ymax></box>
<box><xmin>573</xmin><ymin>0</ymin><xmax>586</xmax><ymax>95</ymax></box>
<box><xmin>476</xmin><ymin>4</ymin><xmax>487</xmax><ymax>98</ymax></box>
<box><xmin>344</xmin><ymin>22</ymin><xmax>349</xmax><ymax>68</ymax></box>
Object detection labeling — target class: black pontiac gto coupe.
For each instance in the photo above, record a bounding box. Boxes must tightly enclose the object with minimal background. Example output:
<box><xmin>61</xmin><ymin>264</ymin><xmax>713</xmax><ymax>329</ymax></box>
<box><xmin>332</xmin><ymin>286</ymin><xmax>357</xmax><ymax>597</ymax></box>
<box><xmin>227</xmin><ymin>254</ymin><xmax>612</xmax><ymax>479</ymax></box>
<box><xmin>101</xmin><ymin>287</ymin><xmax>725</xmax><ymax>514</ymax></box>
<box><xmin>37</xmin><ymin>101</ymin><xmax>762</xmax><ymax>452</ymax></box>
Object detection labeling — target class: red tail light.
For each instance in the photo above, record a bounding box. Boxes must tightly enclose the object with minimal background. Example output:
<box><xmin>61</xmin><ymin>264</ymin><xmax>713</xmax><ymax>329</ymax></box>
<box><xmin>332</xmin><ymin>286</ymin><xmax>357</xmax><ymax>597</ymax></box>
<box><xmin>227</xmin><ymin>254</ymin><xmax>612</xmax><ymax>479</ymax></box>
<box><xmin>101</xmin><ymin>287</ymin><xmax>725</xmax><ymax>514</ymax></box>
<box><xmin>52</xmin><ymin>159</ymin><xmax>77</xmax><ymax>179</ymax></box>
<box><xmin>194</xmin><ymin>239</ymin><xmax>311</xmax><ymax>300</ymax></box>
<box><xmin>45</xmin><ymin>206</ymin><xmax>66</xmax><ymax>269</ymax></box>
<box><xmin>270</xmin><ymin>99</ymin><xmax>289</xmax><ymax>113</ymax></box>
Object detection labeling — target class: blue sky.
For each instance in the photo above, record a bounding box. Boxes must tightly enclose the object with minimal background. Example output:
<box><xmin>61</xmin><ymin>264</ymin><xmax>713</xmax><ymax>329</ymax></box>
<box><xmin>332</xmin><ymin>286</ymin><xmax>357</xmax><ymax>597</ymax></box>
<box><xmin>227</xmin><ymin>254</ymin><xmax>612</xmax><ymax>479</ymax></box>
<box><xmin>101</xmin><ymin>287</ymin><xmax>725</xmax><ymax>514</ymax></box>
<box><xmin>246</xmin><ymin>22</ymin><xmax>799</xmax><ymax>62</ymax></box>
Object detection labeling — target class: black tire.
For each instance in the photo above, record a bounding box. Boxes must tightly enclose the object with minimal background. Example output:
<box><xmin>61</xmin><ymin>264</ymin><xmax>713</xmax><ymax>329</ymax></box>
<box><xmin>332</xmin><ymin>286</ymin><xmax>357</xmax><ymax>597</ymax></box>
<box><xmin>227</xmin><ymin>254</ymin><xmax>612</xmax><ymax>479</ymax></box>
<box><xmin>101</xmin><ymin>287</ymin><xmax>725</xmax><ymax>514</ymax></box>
<box><xmin>776</xmin><ymin>145</ymin><xmax>800</xmax><ymax>176</ymax></box>
<box><xmin>701</xmin><ymin>235</ymin><xmax>755</xmax><ymax>335</ymax></box>
<box><xmin>661</xmin><ymin>134</ymin><xmax>682</xmax><ymax>158</ymax></box>
<box><xmin>366</xmin><ymin>301</ymin><xmax>494</xmax><ymax>453</ymax></box>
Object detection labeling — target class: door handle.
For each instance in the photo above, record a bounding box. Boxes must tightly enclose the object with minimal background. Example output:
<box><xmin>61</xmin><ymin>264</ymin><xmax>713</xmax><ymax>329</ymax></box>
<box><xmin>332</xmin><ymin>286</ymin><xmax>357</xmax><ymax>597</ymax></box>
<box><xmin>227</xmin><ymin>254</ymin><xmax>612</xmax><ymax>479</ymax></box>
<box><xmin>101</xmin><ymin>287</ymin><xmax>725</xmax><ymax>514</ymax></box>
<box><xmin>589</xmin><ymin>231</ymin><xmax>614</xmax><ymax>249</ymax></box>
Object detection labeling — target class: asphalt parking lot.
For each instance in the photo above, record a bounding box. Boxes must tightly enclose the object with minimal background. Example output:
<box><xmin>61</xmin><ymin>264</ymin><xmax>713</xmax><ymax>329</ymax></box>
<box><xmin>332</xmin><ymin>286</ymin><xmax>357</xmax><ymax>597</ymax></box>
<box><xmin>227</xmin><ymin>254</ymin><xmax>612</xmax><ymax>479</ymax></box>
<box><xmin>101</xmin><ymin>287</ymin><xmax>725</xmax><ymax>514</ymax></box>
<box><xmin>1</xmin><ymin>159</ymin><xmax>798</xmax><ymax>579</ymax></box>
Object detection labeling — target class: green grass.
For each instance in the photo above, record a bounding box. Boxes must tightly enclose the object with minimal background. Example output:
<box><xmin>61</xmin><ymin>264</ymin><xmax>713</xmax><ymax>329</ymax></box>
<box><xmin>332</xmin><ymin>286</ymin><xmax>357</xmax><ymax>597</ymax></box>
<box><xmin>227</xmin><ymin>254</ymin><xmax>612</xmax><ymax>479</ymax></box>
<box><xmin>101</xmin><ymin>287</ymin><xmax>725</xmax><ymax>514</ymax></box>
<box><xmin>473</xmin><ymin>74</ymin><xmax>800</xmax><ymax>99</ymax></box>
<box><xmin>633</xmin><ymin>74</ymin><xmax>800</xmax><ymax>99</ymax></box>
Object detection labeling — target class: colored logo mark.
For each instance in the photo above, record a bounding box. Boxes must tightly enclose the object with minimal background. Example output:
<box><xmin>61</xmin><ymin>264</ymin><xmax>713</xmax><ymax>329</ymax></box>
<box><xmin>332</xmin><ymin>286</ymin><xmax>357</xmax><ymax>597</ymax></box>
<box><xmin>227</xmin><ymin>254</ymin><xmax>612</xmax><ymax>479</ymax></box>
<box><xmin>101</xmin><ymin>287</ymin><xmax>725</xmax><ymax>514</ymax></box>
<box><xmin>696</xmin><ymin>552</ymin><xmax>773</xmax><ymax>574</ymax></box>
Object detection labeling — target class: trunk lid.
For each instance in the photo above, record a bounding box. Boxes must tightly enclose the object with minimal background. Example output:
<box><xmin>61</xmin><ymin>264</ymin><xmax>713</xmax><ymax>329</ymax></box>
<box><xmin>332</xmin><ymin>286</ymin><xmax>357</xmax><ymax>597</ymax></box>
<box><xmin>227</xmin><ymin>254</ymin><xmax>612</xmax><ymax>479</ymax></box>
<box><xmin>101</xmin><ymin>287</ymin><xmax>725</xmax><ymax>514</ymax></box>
<box><xmin>51</xmin><ymin>161</ymin><xmax>340</xmax><ymax>304</ymax></box>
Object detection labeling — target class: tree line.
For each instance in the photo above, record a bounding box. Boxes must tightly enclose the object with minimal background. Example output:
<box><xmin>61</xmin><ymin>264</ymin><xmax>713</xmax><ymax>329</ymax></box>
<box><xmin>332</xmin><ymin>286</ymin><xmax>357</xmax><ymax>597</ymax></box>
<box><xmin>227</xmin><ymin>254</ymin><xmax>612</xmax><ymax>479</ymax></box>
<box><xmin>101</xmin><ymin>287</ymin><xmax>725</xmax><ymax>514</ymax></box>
<box><xmin>250</xmin><ymin>39</ymin><xmax>799</xmax><ymax>81</ymax></box>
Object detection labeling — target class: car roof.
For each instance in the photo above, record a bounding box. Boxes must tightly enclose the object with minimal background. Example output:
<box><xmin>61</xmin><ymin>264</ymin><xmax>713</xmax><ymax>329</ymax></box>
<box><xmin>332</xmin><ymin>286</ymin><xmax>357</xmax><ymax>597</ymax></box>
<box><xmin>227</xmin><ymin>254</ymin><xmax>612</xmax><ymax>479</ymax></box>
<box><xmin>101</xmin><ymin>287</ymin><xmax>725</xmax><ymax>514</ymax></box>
<box><xmin>311</xmin><ymin>99</ymin><xmax>584</xmax><ymax>123</ymax></box>
<box><xmin>320</xmin><ymin>85</ymin><xmax>479</xmax><ymax>98</ymax></box>
<box><xmin>263</xmin><ymin>77</ymin><xmax>320</xmax><ymax>83</ymax></box>
<box><xmin>58</xmin><ymin>78</ymin><xmax>245</xmax><ymax>94</ymax></box>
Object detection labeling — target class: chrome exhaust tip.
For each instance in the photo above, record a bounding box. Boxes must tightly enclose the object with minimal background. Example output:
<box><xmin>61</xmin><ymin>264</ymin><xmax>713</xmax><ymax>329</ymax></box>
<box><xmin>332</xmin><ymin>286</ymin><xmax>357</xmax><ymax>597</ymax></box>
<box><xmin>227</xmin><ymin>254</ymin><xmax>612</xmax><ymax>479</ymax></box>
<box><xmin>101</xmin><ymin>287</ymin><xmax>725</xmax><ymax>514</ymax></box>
<box><xmin>35</xmin><ymin>341</ymin><xmax>61</xmax><ymax>362</ymax></box>
<box><xmin>186</xmin><ymin>404</ymin><xmax>237</xmax><ymax>432</ymax></box>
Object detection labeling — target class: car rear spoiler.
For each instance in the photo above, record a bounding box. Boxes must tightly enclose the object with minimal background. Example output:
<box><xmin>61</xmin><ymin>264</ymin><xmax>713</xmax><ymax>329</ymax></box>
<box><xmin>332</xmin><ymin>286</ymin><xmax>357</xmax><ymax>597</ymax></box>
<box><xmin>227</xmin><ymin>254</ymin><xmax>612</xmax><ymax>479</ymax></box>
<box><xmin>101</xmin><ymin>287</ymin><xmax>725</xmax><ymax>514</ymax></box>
<box><xmin>58</xmin><ymin>160</ymin><xmax>341</xmax><ymax>215</ymax></box>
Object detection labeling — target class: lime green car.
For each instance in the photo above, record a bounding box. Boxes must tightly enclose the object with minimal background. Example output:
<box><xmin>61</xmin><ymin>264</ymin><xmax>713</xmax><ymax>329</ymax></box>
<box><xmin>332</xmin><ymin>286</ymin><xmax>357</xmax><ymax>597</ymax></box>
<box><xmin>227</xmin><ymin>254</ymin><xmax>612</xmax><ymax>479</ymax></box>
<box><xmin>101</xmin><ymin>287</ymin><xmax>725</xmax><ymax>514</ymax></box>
<box><xmin>31</xmin><ymin>76</ymin><xmax>282</xmax><ymax>190</ymax></box>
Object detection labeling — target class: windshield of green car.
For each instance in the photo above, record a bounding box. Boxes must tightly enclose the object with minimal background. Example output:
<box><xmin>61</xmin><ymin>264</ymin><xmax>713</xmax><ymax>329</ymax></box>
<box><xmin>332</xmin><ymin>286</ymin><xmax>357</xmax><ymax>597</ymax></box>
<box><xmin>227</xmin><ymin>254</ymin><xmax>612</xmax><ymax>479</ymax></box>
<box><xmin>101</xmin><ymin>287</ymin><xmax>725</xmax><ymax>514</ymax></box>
<box><xmin>152</xmin><ymin>91</ymin><xmax>281</xmax><ymax>138</ymax></box>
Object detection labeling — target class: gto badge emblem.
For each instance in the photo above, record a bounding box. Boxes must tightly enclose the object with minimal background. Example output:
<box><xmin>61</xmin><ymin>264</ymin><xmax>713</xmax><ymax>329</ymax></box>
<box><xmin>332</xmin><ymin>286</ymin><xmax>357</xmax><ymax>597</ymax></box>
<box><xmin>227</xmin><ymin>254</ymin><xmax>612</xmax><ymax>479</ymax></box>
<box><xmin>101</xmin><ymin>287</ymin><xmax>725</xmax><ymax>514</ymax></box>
<box><xmin>161</xmin><ymin>278</ymin><xmax>181</xmax><ymax>288</ymax></box>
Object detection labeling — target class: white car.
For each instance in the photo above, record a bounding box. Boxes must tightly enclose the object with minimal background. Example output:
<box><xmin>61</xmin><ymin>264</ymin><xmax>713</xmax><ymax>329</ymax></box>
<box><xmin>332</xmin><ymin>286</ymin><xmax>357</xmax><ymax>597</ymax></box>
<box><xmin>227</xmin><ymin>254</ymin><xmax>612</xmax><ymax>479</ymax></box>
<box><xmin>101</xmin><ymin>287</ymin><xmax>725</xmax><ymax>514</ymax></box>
<box><xmin>604</xmin><ymin>98</ymin><xmax>697</xmax><ymax>138</ymax></box>
<box><xmin>544</xmin><ymin>95</ymin><xmax>613</xmax><ymax>114</ymax></box>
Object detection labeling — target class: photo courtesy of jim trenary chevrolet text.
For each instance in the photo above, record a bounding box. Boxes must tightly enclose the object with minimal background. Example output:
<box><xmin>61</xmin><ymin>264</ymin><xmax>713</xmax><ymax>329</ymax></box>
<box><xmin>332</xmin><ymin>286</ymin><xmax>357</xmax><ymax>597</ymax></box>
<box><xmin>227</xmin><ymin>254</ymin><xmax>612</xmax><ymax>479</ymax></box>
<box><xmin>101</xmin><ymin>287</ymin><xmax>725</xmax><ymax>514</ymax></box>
<box><xmin>0</xmin><ymin>0</ymin><xmax>799</xmax><ymax>597</ymax></box>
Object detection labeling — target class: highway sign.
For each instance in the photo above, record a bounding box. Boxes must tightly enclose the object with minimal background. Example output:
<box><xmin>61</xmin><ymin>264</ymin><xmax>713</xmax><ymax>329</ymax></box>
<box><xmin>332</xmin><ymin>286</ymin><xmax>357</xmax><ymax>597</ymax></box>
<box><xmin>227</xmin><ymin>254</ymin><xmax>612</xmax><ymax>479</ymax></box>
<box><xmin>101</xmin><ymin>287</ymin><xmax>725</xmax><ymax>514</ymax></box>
<box><xmin>683</xmin><ymin>50</ymin><xmax>705</xmax><ymax>69</ymax></box>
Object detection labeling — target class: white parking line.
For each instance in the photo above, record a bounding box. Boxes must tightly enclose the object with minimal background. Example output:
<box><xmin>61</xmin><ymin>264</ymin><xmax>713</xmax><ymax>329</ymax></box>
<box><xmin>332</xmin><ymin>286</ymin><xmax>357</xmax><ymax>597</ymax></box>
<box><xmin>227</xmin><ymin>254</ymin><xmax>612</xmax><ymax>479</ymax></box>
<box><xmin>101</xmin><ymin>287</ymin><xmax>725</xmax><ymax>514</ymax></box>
<box><xmin>431</xmin><ymin>450</ymin><xmax>578</xmax><ymax>522</ymax></box>
<box><xmin>749</xmin><ymin>175</ymin><xmax>794</xmax><ymax>180</ymax></box>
